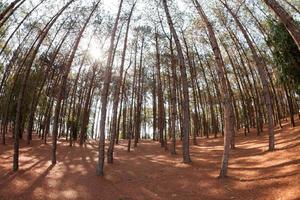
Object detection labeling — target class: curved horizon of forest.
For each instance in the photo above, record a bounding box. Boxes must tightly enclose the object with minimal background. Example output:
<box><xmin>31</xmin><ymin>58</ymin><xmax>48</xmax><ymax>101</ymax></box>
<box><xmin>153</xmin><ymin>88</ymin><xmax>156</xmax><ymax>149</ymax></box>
<box><xmin>0</xmin><ymin>0</ymin><xmax>300</xmax><ymax>187</ymax></box>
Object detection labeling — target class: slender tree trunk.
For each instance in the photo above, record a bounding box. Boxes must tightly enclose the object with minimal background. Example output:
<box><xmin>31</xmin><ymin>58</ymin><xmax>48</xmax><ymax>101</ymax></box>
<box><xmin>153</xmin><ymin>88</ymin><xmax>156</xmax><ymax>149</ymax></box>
<box><xmin>263</xmin><ymin>0</ymin><xmax>300</xmax><ymax>51</ymax></box>
<box><xmin>169</xmin><ymin>38</ymin><xmax>177</xmax><ymax>155</ymax></box>
<box><xmin>13</xmin><ymin>0</ymin><xmax>75</xmax><ymax>171</ymax></box>
<box><xmin>127</xmin><ymin>37</ymin><xmax>138</xmax><ymax>152</ymax></box>
<box><xmin>283</xmin><ymin>83</ymin><xmax>295</xmax><ymax>127</ymax></box>
<box><xmin>52</xmin><ymin>1</ymin><xmax>98</xmax><ymax>165</ymax></box>
<box><xmin>107</xmin><ymin>2</ymin><xmax>135</xmax><ymax>163</ymax></box>
<box><xmin>182</xmin><ymin>34</ymin><xmax>198</xmax><ymax>145</ymax></box>
<box><xmin>152</xmin><ymin>66</ymin><xmax>157</xmax><ymax>141</ymax></box>
<box><xmin>222</xmin><ymin>2</ymin><xmax>275</xmax><ymax>151</ymax></box>
<box><xmin>221</xmin><ymin>41</ymin><xmax>250</xmax><ymax>135</ymax></box>
<box><xmin>163</xmin><ymin>0</ymin><xmax>191</xmax><ymax>163</ymax></box>
<box><xmin>155</xmin><ymin>29</ymin><xmax>165</xmax><ymax>148</ymax></box>
<box><xmin>0</xmin><ymin>0</ymin><xmax>45</xmax><ymax>56</ymax></box>
<box><xmin>80</xmin><ymin>69</ymin><xmax>96</xmax><ymax>146</ymax></box>
<box><xmin>192</xmin><ymin>0</ymin><xmax>235</xmax><ymax>178</ymax></box>
<box><xmin>97</xmin><ymin>0</ymin><xmax>123</xmax><ymax>176</ymax></box>
<box><xmin>27</xmin><ymin>26</ymin><xmax>70</xmax><ymax>145</ymax></box>
<box><xmin>0</xmin><ymin>0</ymin><xmax>25</xmax><ymax>28</ymax></box>
<box><xmin>196</xmin><ymin>54</ymin><xmax>215</xmax><ymax>138</ymax></box>
<box><xmin>283</xmin><ymin>0</ymin><xmax>300</xmax><ymax>14</ymax></box>
<box><xmin>0</xmin><ymin>0</ymin><xmax>22</xmax><ymax>22</ymax></box>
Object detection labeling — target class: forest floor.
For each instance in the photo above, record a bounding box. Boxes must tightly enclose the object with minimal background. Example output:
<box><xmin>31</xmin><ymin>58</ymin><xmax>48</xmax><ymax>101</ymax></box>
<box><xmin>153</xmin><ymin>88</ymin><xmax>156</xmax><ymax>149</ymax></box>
<box><xmin>1</xmin><ymin>119</ymin><xmax>300</xmax><ymax>200</ymax></box>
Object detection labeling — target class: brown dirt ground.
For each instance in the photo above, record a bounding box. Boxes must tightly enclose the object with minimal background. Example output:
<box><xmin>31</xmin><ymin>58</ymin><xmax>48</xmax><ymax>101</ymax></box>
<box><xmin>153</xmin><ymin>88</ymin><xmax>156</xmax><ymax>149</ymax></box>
<box><xmin>0</xmin><ymin>118</ymin><xmax>300</xmax><ymax>200</ymax></box>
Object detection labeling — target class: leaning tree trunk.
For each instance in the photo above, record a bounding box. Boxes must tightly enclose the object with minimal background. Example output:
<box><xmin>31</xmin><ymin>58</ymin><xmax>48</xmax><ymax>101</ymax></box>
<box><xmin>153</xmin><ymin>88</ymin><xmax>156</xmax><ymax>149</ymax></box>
<box><xmin>221</xmin><ymin>40</ymin><xmax>250</xmax><ymax>135</ymax></box>
<box><xmin>283</xmin><ymin>0</ymin><xmax>300</xmax><ymax>14</ymax></box>
<box><xmin>192</xmin><ymin>0</ymin><xmax>235</xmax><ymax>178</ymax></box>
<box><xmin>263</xmin><ymin>0</ymin><xmax>300</xmax><ymax>51</ymax></box>
<box><xmin>27</xmin><ymin>25</ymin><xmax>71</xmax><ymax>145</ymax></box>
<box><xmin>222</xmin><ymin>2</ymin><xmax>275</xmax><ymax>151</ymax></box>
<box><xmin>0</xmin><ymin>26</ymin><xmax>34</xmax><ymax>145</ymax></box>
<box><xmin>107</xmin><ymin>2</ymin><xmax>136</xmax><ymax>163</ymax></box>
<box><xmin>163</xmin><ymin>0</ymin><xmax>191</xmax><ymax>163</ymax></box>
<box><xmin>240</xmin><ymin>6</ymin><xmax>283</xmax><ymax>127</ymax></box>
<box><xmin>0</xmin><ymin>0</ymin><xmax>22</xmax><ymax>22</ymax></box>
<box><xmin>13</xmin><ymin>0</ymin><xmax>75</xmax><ymax>171</ymax></box>
<box><xmin>224</xmin><ymin>24</ymin><xmax>261</xmax><ymax>133</ymax></box>
<box><xmin>0</xmin><ymin>0</ymin><xmax>45</xmax><ymax>57</ymax></box>
<box><xmin>0</xmin><ymin>0</ymin><xmax>25</xmax><ymax>28</ymax></box>
<box><xmin>51</xmin><ymin>1</ymin><xmax>99</xmax><ymax>165</ymax></box>
<box><xmin>97</xmin><ymin>0</ymin><xmax>123</xmax><ymax>176</ymax></box>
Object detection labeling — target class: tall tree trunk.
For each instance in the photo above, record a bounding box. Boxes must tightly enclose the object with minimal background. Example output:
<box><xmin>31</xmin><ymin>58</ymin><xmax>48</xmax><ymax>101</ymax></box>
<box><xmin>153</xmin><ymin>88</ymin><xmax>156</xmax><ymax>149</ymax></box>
<box><xmin>127</xmin><ymin>37</ymin><xmax>138</xmax><ymax>152</ymax></box>
<box><xmin>80</xmin><ymin>68</ymin><xmax>96</xmax><ymax>146</ymax></box>
<box><xmin>107</xmin><ymin>2</ymin><xmax>135</xmax><ymax>163</ymax></box>
<box><xmin>27</xmin><ymin>26</ymin><xmax>71</xmax><ymax>145</ymax></box>
<box><xmin>192</xmin><ymin>0</ymin><xmax>235</xmax><ymax>178</ymax></box>
<box><xmin>169</xmin><ymin>38</ymin><xmax>177</xmax><ymax>155</ymax></box>
<box><xmin>13</xmin><ymin>0</ymin><xmax>75</xmax><ymax>171</ymax></box>
<box><xmin>222</xmin><ymin>2</ymin><xmax>275</xmax><ymax>151</ymax></box>
<box><xmin>0</xmin><ymin>0</ymin><xmax>45</xmax><ymax>56</ymax></box>
<box><xmin>195</xmin><ymin>53</ymin><xmax>215</xmax><ymax>138</ymax></box>
<box><xmin>263</xmin><ymin>0</ymin><xmax>300</xmax><ymax>51</ymax></box>
<box><xmin>182</xmin><ymin>34</ymin><xmax>198</xmax><ymax>145</ymax></box>
<box><xmin>52</xmin><ymin>1</ymin><xmax>99</xmax><ymax>165</ymax></box>
<box><xmin>134</xmin><ymin>36</ymin><xmax>144</xmax><ymax>148</ymax></box>
<box><xmin>221</xmin><ymin>40</ymin><xmax>250</xmax><ymax>135</ymax></box>
<box><xmin>155</xmin><ymin>29</ymin><xmax>165</xmax><ymax>148</ymax></box>
<box><xmin>163</xmin><ymin>0</ymin><xmax>191</xmax><ymax>163</ymax></box>
<box><xmin>152</xmin><ymin>66</ymin><xmax>157</xmax><ymax>141</ymax></box>
<box><xmin>97</xmin><ymin>0</ymin><xmax>123</xmax><ymax>176</ymax></box>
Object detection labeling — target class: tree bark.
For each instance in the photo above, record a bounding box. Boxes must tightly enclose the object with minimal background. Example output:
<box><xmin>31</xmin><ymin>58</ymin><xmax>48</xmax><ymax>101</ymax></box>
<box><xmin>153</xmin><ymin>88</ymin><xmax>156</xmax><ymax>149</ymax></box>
<box><xmin>0</xmin><ymin>0</ymin><xmax>25</xmax><ymax>28</ymax></box>
<box><xmin>169</xmin><ymin>38</ymin><xmax>177</xmax><ymax>155</ymax></box>
<box><xmin>107</xmin><ymin>2</ymin><xmax>135</xmax><ymax>163</ymax></box>
<box><xmin>0</xmin><ymin>0</ymin><xmax>45</xmax><ymax>56</ymax></box>
<box><xmin>13</xmin><ymin>0</ymin><xmax>75</xmax><ymax>171</ymax></box>
<box><xmin>192</xmin><ymin>0</ymin><xmax>235</xmax><ymax>178</ymax></box>
<box><xmin>80</xmin><ymin>68</ymin><xmax>96</xmax><ymax>146</ymax></box>
<box><xmin>52</xmin><ymin>1</ymin><xmax>98</xmax><ymax>165</ymax></box>
<box><xmin>263</xmin><ymin>0</ymin><xmax>300</xmax><ymax>51</ymax></box>
<box><xmin>222</xmin><ymin>2</ymin><xmax>275</xmax><ymax>151</ymax></box>
<box><xmin>97</xmin><ymin>0</ymin><xmax>123</xmax><ymax>176</ymax></box>
<box><xmin>163</xmin><ymin>0</ymin><xmax>191</xmax><ymax>163</ymax></box>
<box><xmin>155</xmin><ymin>29</ymin><xmax>165</xmax><ymax>148</ymax></box>
<box><xmin>0</xmin><ymin>0</ymin><xmax>22</xmax><ymax>22</ymax></box>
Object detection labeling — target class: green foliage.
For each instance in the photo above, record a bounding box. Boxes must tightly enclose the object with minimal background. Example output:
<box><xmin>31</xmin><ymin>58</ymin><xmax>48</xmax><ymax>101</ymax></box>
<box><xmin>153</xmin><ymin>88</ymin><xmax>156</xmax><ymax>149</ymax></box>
<box><xmin>0</xmin><ymin>54</ymin><xmax>48</xmax><ymax>124</ymax></box>
<box><xmin>267</xmin><ymin>19</ymin><xmax>300</xmax><ymax>93</ymax></box>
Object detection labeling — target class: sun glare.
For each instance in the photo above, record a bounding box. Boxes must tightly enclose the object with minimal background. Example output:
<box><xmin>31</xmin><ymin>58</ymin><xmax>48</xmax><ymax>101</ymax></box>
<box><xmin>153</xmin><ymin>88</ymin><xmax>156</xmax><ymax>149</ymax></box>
<box><xmin>89</xmin><ymin>45</ymin><xmax>103</xmax><ymax>61</ymax></box>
